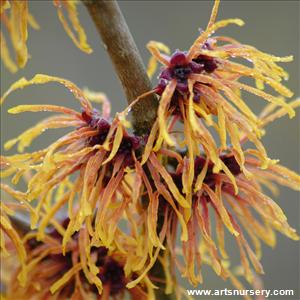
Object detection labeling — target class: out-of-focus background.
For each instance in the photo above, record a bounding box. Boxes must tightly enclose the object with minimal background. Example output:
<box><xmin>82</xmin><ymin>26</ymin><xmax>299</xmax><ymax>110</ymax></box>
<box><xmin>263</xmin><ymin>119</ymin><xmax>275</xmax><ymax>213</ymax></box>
<box><xmin>1</xmin><ymin>1</ymin><xmax>299</xmax><ymax>299</ymax></box>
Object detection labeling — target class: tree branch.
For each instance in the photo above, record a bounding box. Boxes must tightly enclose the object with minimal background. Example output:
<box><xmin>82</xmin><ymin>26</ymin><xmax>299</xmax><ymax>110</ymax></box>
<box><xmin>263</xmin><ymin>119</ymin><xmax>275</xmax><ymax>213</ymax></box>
<box><xmin>82</xmin><ymin>2</ymin><xmax>175</xmax><ymax>299</ymax></box>
<box><xmin>83</xmin><ymin>0</ymin><xmax>158</xmax><ymax>135</ymax></box>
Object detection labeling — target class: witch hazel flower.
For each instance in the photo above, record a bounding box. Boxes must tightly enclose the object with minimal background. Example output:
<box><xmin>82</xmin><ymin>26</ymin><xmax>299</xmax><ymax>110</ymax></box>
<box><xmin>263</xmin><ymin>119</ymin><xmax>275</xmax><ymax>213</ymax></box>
<box><xmin>3</xmin><ymin>223</ymin><xmax>155</xmax><ymax>299</ymax></box>
<box><xmin>153</xmin><ymin>149</ymin><xmax>300</xmax><ymax>287</ymax></box>
<box><xmin>0</xmin><ymin>74</ymin><xmax>147</xmax><ymax>253</ymax></box>
<box><xmin>141</xmin><ymin>94</ymin><xmax>300</xmax><ymax>288</ymax></box>
<box><xmin>156</xmin><ymin>49</ymin><xmax>217</xmax><ymax>99</ymax></box>
<box><xmin>135</xmin><ymin>94</ymin><xmax>300</xmax><ymax>295</ymax></box>
<box><xmin>146</xmin><ymin>0</ymin><xmax>296</xmax><ymax>184</ymax></box>
<box><xmin>137</xmin><ymin>104</ymin><xmax>296</xmax><ymax>252</ymax></box>
<box><xmin>0</xmin><ymin>73</ymin><xmax>173</xmax><ymax>287</ymax></box>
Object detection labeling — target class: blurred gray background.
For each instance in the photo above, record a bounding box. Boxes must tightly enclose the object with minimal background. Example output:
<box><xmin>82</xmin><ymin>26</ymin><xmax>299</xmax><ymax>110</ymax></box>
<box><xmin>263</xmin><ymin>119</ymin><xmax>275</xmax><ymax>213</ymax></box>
<box><xmin>1</xmin><ymin>1</ymin><xmax>299</xmax><ymax>299</ymax></box>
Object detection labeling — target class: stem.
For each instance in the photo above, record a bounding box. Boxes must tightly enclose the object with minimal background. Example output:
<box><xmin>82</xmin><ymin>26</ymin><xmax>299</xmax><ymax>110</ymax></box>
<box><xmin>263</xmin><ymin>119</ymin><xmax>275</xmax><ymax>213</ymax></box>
<box><xmin>83</xmin><ymin>1</ymin><xmax>174</xmax><ymax>299</ymax></box>
<box><xmin>83</xmin><ymin>0</ymin><xmax>158</xmax><ymax>135</ymax></box>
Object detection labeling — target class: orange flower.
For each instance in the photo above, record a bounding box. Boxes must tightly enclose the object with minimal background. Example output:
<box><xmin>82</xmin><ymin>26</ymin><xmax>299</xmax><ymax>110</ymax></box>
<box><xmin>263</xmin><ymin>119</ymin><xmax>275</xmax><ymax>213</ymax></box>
<box><xmin>150</xmin><ymin>137</ymin><xmax>300</xmax><ymax>285</ymax></box>
<box><xmin>0</xmin><ymin>74</ymin><xmax>149</xmax><ymax>254</ymax></box>
<box><xmin>3</xmin><ymin>224</ymin><xmax>155</xmax><ymax>299</ymax></box>
<box><xmin>140</xmin><ymin>95</ymin><xmax>300</xmax><ymax>289</ymax></box>
<box><xmin>146</xmin><ymin>0</ymin><xmax>296</xmax><ymax>200</ymax></box>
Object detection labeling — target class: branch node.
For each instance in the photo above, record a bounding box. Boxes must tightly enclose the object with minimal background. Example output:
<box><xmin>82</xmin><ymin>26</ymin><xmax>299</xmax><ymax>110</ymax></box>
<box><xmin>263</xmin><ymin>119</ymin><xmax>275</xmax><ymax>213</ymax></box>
<box><xmin>83</xmin><ymin>0</ymin><xmax>158</xmax><ymax>135</ymax></box>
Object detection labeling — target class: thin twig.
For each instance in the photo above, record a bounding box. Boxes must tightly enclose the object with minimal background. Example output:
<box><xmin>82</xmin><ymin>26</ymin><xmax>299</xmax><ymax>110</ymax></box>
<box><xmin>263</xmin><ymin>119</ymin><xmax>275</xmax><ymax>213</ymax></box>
<box><xmin>83</xmin><ymin>0</ymin><xmax>158</xmax><ymax>135</ymax></box>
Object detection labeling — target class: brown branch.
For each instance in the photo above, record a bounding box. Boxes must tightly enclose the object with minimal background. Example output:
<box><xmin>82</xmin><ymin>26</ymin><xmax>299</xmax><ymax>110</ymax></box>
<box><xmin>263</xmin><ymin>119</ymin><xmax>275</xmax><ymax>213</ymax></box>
<box><xmin>83</xmin><ymin>0</ymin><xmax>158</xmax><ymax>135</ymax></box>
<box><xmin>82</xmin><ymin>2</ymin><xmax>175</xmax><ymax>299</ymax></box>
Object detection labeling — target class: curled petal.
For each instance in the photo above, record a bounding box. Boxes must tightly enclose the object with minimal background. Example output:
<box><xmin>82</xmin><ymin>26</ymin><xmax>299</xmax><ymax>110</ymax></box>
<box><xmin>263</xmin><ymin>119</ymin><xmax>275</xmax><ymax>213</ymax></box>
<box><xmin>188</xmin><ymin>18</ymin><xmax>245</xmax><ymax>59</ymax></box>
<box><xmin>1</xmin><ymin>74</ymin><xmax>92</xmax><ymax>112</ymax></box>
<box><xmin>54</xmin><ymin>0</ymin><xmax>92</xmax><ymax>54</ymax></box>
<box><xmin>50</xmin><ymin>263</ymin><xmax>82</xmax><ymax>294</ymax></box>
<box><xmin>147</xmin><ymin>40</ymin><xmax>170</xmax><ymax>66</ymax></box>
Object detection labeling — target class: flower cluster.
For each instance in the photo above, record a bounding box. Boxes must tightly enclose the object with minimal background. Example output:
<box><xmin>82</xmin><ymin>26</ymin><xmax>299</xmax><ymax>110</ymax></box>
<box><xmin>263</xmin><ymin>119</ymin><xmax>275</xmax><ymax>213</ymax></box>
<box><xmin>3</xmin><ymin>223</ymin><xmax>154</xmax><ymax>299</ymax></box>
<box><xmin>1</xmin><ymin>1</ymin><xmax>300</xmax><ymax>299</ymax></box>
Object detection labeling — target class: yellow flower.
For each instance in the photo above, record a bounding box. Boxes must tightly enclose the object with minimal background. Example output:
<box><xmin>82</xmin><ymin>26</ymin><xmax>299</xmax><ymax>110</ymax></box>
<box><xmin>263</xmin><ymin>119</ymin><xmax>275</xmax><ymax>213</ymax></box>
<box><xmin>145</xmin><ymin>0</ymin><xmax>296</xmax><ymax>201</ymax></box>
<box><xmin>3</xmin><ymin>224</ymin><xmax>155</xmax><ymax>299</ymax></box>
<box><xmin>0</xmin><ymin>0</ymin><xmax>91</xmax><ymax>73</ymax></box>
<box><xmin>140</xmin><ymin>95</ymin><xmax>300</xmax><ymax>288</ymax></box>
<box><xmin>0</xmin><ymin>74</ymin><xmax>148</xmax><ymax>255</ymax></box>
<box><xmin>1</xmin><ymin>74</ymin><xmax>182</xmax><ymax>296</ymax></box>
<box><xmin>148</xmin><ymin>97</ymin><xmax>300</xmax><ymax>286</ymax></box>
